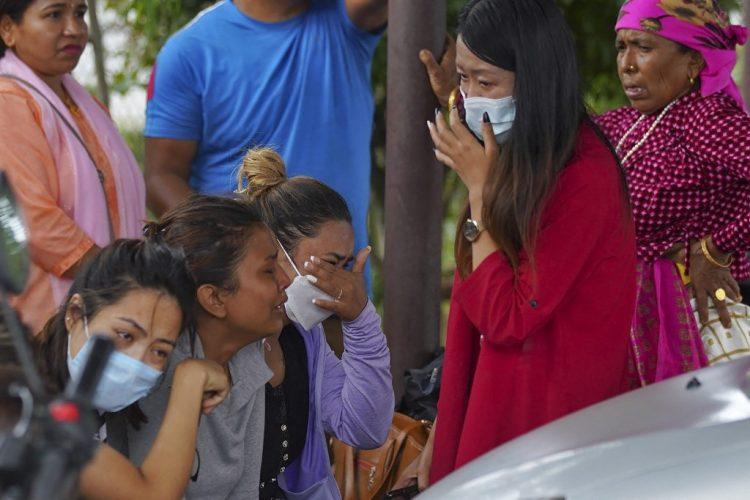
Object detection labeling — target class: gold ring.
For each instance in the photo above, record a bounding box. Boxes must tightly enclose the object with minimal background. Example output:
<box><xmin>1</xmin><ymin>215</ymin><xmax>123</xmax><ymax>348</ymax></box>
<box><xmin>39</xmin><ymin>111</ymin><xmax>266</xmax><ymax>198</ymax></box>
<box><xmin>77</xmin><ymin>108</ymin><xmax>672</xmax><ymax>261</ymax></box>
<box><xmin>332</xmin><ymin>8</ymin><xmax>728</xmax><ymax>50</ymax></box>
<box><xmin>336</xmin><ymin>289</ymin><xmax>343</xmax><ymax>301</ymax></box>
<box><xmin>715</xmin><ymin>288</ymin><xmax>727</xmax><ymax>301</ymax></box>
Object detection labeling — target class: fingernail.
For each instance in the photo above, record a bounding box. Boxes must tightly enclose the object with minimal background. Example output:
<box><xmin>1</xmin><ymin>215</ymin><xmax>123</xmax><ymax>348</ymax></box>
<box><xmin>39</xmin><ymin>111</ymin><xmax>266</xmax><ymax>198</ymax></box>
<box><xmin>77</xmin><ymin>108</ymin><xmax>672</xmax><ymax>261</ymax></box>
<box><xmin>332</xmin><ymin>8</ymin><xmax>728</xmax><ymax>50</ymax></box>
<box><xmin>312</xmin><ymin>299</ymin><xmax>319</xmax><ymax>305</ymax></box>
<box><xmin>311</xmin><ymin>256</ymin><xmax>319</xmax><ymax>263</ymax></box>
<box><xmin>483</xmin><ymin>112</ymin><xmax>490</xmax><ymax>123</ymax></box>
<box><xmin>366</xmin><ymin>245</ymin><xmax>372</xmax><ymax>253</ymax></box>
<box><xmin>306</xmin><ymin>274</ymin><xmax>318</xmax><ymax>284</ymax></box>
<box><xmin>304</xmin><ymin>261</ymin><xmax>312</xmax><ymax>269</ymax></box>
<box><xmin>426</xmin><ymin>120</ymin><xmax>432</xmax><ymax>130</ymax></box>
<box><xmin>435</xmin><ymin>106</ymin><xmax>441</xmax><ymax>115</ymax></box>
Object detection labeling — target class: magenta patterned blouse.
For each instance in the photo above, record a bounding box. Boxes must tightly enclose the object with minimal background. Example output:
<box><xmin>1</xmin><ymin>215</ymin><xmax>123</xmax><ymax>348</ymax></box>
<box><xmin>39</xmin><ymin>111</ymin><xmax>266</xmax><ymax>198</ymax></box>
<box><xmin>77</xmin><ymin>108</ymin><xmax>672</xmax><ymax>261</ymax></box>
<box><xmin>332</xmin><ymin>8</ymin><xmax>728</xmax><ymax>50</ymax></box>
<box><xmin>596</xmin><ymin>90</ymin><xmax>750</xmax><ymax>280</ymax></box>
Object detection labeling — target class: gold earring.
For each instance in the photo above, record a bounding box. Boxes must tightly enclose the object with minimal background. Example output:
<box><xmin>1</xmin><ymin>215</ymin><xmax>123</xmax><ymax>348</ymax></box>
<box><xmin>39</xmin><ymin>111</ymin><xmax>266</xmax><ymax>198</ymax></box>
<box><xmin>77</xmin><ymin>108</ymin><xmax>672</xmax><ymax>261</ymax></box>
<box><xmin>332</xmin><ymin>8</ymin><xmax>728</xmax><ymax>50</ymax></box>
<box><xmin>689</xmin><ymin>75</ymin><xmax>695</xmax><ymax>86</ymax></box>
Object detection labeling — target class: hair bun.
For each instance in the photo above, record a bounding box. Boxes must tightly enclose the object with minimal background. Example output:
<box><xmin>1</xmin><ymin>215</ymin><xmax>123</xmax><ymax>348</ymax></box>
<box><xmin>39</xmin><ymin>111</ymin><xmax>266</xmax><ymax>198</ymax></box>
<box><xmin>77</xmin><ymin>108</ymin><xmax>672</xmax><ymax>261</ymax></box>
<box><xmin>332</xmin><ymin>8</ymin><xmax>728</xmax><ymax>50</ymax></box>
<box><xmin>237</xmin><ymin>147</ymin><xmax>287</xmax><ymax>199</ymax></box>
<box><xmin>142</xmin><ymin>221</ymin><xmax>163</xmax><ymax>239</ymax></box>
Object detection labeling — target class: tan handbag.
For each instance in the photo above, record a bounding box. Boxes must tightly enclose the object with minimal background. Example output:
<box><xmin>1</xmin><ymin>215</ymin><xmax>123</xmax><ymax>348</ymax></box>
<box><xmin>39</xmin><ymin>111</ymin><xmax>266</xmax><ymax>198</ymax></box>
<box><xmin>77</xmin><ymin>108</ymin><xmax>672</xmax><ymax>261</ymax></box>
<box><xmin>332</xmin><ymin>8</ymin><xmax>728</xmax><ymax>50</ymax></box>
<box><xmin>330</xmin><ymin>413</ymin><xmax>431</xmax><ymax>500</ymax></box>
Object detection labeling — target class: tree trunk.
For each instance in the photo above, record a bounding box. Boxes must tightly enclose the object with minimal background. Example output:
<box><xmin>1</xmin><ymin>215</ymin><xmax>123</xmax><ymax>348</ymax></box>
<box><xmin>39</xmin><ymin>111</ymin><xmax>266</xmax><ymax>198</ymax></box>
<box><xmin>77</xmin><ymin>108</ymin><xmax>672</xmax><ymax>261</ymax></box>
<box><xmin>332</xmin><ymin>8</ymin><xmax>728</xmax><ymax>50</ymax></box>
<box><xmin>88</xmin><ymin>0</ymin><xmax>110</xmax><ymax>108</ymax></box>
<box><xmin>384</xmin><ymin>1</ymin><xmax>447</xmax><ymax>401</ymax></box>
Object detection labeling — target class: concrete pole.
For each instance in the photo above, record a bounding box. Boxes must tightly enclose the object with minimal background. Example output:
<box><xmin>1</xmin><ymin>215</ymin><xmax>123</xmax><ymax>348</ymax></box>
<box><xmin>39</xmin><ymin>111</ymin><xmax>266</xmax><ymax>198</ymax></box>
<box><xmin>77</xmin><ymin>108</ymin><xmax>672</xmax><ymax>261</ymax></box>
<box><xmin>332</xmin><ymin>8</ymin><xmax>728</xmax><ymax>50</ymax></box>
<box><xmin>384</xmin><ymin>1</ymin><xmax>447</xmax><ymax>400</ymax></box>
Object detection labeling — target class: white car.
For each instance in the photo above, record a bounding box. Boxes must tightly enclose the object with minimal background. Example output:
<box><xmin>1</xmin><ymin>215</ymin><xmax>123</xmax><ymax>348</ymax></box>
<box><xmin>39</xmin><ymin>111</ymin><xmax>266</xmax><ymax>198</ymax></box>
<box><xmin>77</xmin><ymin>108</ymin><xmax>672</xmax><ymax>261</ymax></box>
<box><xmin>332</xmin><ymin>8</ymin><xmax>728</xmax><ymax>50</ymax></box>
<box><xmin>420</xmin><ymin>357</ymin><xmax>750</xmax><ymax>500</ymax></box>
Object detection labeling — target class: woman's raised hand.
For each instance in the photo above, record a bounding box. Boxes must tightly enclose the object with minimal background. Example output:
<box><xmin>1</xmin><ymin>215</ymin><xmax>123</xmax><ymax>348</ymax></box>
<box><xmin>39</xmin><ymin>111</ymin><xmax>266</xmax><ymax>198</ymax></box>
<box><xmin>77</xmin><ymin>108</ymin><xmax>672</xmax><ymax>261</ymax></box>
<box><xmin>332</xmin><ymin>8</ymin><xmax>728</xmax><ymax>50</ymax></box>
<box><xmin>419</xmin><ymin>35</ymin><xmax>457</xmax><ymax>108</ymax></box>
<box><xmin>303</xmin><ymin>247</ymin><xmax>371</xmax><ymax>322</ymax></box>
<box><xmin>176</xmin><ymin>359</ymin><xmax>230</xmax><ymax>415</ymax></box>
<box><xmin>428</xmin><ymin>107</ymin><xmax>499</xmax><ymax>201</ymax></box>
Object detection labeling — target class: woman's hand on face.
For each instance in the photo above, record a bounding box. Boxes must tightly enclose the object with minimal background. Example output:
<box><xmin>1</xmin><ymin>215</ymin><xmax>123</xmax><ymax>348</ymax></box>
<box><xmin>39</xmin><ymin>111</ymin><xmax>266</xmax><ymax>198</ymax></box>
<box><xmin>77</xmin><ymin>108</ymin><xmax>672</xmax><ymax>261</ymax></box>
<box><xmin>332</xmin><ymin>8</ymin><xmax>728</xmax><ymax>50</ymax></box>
<box><xmin>303</xmin><ymin>247</ymin><xmax>371</xmax><ymax>322</ymax></box>
<box><xmin>177</xmin><ymin>359</ymin><xmax>230</xmax><ymax>415</ymax></box>
<box><xmin>419</xmin><ymin>34</ymin><xmax>457</xmax><ymax>109</ymax></box>
<box><xmin>690</xmin><ymin>240</ymin><xmax>741</xmax><ymax>329</ymax></box>
<box><xmin>428</xmin><ymin>106</ymin><xmax>499</xmax><ymax>201</ymax></box>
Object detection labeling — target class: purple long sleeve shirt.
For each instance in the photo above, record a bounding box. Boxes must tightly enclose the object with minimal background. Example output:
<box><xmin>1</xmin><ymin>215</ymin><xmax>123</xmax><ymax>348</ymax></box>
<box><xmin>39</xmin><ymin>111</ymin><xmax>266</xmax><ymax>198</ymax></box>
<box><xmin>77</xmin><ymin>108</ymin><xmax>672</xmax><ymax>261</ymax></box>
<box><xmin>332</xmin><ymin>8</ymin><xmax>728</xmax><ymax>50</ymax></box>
<box><xmin>279</xmin><ymin>300</ymin><xmax>394</xmax><ymax>499</ymax></box>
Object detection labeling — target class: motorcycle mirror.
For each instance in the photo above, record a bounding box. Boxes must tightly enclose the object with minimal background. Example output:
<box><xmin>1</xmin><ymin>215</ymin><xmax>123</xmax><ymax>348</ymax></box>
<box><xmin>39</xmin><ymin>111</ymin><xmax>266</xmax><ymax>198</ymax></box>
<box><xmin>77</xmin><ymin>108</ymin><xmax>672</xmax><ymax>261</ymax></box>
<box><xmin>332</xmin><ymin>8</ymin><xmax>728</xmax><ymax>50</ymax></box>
<box><xmin>0</xmin><ymin>172</ymin><xmax>29</xmax><ymax>295</ymax></box>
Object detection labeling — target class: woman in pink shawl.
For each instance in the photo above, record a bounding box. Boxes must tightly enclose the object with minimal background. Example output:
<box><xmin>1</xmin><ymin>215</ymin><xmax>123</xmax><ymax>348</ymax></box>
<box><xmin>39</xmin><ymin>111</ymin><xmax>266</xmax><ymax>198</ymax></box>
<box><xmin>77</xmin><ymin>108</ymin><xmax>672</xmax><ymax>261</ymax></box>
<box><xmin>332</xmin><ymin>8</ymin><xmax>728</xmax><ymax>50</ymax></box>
<box><xmin>596</xmin><ymin>0</ymin><xmax>750</xmax><ymax>386</ymax></box>
<box><xmin>0</xmin><ymin>0</ymin><xmax>145</xmax><ymax>334</ymax></box>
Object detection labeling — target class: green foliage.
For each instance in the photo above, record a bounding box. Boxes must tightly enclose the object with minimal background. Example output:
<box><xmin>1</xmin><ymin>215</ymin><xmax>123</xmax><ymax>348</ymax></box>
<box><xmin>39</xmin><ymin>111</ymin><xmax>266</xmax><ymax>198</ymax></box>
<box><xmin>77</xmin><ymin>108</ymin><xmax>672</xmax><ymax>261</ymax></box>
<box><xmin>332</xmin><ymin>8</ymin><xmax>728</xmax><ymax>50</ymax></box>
<box><xmin>105</xmin><ymin>0</ymin><xmax>214</xmax><ymax>91</ymax></box>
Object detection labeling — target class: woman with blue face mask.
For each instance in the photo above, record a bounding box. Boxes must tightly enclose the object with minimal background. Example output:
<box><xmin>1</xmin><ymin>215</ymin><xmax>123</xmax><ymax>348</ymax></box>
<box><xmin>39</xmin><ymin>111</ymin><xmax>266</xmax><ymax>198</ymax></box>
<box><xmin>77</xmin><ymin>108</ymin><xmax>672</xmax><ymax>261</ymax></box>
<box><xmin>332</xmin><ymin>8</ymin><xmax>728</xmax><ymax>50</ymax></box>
<box><xmin>418</xmin><ymin>0</ymin><xmax>639</xmax><ymax>489</ymax></box>
<box><xmin>32</xmin><ymin>238</ymin><xmax>230</xmax><ymax>499</ymax></box>
<box><xmin>237</xmin><ymin>148</ymin><xmax>394</xmax><ymax>500</ymax></box>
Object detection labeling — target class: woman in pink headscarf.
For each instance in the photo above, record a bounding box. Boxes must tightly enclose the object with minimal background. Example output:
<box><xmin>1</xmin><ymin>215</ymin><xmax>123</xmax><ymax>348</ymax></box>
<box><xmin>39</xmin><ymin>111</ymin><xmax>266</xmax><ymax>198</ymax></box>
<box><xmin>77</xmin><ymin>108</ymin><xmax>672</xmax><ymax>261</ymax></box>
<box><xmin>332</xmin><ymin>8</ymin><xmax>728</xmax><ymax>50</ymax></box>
<box><xmin>596</xmin><ymin>0</ymin><xmax>750</xmax><ymax>386</ymax></box>
<box><xmin>0</xmin><ymin>0</ymin><xmax>145</xmax><ymax>334</ymax></box>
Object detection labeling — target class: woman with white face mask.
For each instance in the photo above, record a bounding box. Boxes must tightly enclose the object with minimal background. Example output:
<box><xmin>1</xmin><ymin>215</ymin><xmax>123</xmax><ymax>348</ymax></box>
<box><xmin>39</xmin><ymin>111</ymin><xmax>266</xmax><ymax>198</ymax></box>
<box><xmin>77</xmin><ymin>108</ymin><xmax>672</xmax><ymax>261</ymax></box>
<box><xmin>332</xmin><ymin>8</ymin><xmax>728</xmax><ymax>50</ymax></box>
<box><xmin>415</xmin><ymin>0</ymin><xmax>639</xmax><ymax>490</ymax></box>
<box><xmin>237</xmin><ymin>148</ymin><xmax>394</xmax><ymax>499</ymax></box>
<box><xmin>32</xmin><ymin>238</ymin><xmax>230</xmax><ymax>499</ymax></box>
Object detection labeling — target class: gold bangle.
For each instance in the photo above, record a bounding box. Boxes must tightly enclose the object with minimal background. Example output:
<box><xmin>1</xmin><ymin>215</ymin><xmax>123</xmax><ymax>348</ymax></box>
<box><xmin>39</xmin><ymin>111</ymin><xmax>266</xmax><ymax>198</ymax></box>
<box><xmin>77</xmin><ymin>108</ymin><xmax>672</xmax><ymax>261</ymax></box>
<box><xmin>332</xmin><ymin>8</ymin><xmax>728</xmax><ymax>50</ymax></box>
<box><xmin>447</xmin><ymin>87</ymin><xmax>459</xmax><ymax>110</ymax></box>
<box><xmin>700</xmin><ymin>237</ymin><xmax>733</xmax><ymax>268</ymax></box>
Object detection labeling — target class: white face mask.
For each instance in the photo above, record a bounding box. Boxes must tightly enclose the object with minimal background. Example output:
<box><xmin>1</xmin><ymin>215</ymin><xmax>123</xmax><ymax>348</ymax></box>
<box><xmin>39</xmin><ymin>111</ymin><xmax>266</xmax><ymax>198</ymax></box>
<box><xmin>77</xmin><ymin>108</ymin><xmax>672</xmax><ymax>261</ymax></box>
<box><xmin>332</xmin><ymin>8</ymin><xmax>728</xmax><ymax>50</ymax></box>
<box><xmin>66</xmin><ymin>311</ymin><xmax>163</xmax><ymax>413</ymax></box>
<box><xmin>462</xmin><ymin>89</ymin><xmax>516</xmax><ymax>144</ymax></box>
<box><xmin>277</xmin><ymin>240</ymin><xmax>334</xmax><ymax>331</ymax></box>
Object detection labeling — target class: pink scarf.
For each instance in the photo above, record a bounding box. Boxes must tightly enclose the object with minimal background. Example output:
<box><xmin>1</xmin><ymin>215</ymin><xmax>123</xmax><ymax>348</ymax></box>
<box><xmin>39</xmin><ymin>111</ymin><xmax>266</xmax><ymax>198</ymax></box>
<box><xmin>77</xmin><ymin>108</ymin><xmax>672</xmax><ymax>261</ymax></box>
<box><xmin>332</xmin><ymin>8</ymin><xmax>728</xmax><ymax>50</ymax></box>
<box><xmin>616</xmin><ymin>0</ymin><xmax>748</xmax><ymax>110</ymax></box>
<box><xmin>0</xmin><ymin>51</ymin><xmax>145</xmax><ymax>301</ymax></box>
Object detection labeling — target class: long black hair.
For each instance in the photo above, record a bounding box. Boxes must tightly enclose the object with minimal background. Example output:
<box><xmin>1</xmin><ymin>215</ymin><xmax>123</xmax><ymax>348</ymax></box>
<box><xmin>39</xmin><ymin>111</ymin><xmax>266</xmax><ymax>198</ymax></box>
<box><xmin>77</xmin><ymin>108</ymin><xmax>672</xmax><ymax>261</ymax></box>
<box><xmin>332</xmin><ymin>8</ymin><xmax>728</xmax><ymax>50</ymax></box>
<box><xmin>34</xmin><ymin>239</ymin><xmax>195</xmax><ymax>425</ymax></box>
<box><xmin>454</xmin><ymin>0</ymin><xmax>588</xmax><ymax>275</ymax></box>
<box><xmin>0</xmin><ymin>0</ymin><xmax>34</xmax><ymax>58</ymax></box>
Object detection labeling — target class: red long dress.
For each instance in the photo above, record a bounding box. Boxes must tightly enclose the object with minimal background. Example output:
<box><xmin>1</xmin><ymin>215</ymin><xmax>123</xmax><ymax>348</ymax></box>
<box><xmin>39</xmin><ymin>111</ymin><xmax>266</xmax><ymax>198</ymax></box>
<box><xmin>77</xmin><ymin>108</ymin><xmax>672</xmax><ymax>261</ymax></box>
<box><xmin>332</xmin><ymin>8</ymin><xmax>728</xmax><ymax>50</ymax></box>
<box><xmin>430</xmin><ymin>124</ymin><xmax>638</xmax><ymax>483</ymax></box>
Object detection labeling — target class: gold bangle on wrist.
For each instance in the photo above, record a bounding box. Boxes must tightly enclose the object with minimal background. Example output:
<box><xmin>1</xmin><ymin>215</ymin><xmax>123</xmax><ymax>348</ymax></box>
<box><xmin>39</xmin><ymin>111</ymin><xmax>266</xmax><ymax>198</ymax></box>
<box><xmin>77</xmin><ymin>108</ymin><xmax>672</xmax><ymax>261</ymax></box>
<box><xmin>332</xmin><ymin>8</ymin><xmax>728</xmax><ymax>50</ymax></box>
<box><xmin>441</xmin><ymin>87</ymin><xmax>460</xmax><ymax>121</ymax></box>
<box><xmin>447</xmin><ymin>87</ymin><xmax>459</xmax><ymax>110</ymax></box>
<box><xmin>700</xmin><ymin>237</ymin><xmax>733</xmax><ymax>268</ymax></box>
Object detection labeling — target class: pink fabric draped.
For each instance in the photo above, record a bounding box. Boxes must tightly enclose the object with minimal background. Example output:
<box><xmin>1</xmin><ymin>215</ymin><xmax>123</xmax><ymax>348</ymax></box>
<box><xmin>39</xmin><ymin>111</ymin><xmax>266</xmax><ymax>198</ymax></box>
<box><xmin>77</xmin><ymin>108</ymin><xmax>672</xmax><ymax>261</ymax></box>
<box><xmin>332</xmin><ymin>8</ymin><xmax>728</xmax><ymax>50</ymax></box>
<box><xmin>630</xmin><ymin>258</ymin><xmax>708</xmax><ymax>386</ymax></box>
<box><xmin>616</xmin><ymin>0</ymin><xmax>748</xmax><ymax>110</ymax></box>
<box><xmin>0</xmin><ymin>51</ymin><xmax>145</xmax><ymax>301</ymax></box>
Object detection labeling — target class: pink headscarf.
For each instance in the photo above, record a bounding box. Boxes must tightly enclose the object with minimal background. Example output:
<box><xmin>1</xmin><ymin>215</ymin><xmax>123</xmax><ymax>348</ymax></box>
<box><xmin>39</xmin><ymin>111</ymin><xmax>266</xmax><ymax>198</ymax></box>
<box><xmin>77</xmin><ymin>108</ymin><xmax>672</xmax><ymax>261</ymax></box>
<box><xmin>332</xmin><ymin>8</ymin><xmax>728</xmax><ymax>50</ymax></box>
<box><xmin>616</xmin><ymin>0</ymin><xmax>748</xmax><ymax>109</ymax></box>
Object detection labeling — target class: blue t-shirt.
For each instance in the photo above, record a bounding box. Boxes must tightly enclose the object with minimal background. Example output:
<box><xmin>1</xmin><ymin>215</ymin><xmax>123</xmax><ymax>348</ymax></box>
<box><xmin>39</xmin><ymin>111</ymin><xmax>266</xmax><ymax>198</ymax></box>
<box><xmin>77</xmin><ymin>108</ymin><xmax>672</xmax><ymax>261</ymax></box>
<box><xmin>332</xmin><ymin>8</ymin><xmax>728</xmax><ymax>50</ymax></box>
<box><xmin>146</xmin><ymin>0</ymin><xmax>380</xmax><ymax>262</ymax></box>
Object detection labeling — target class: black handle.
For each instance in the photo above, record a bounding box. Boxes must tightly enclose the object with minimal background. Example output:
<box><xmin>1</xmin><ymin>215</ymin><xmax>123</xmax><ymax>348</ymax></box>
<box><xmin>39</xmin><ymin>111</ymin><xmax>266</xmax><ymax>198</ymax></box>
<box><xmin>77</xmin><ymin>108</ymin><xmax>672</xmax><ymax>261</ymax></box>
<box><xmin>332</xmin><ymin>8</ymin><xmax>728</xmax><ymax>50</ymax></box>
<box><xmin>64</xmin><ymin>335</ymin><xmax>114</xmax><ymax>404</ymax></box>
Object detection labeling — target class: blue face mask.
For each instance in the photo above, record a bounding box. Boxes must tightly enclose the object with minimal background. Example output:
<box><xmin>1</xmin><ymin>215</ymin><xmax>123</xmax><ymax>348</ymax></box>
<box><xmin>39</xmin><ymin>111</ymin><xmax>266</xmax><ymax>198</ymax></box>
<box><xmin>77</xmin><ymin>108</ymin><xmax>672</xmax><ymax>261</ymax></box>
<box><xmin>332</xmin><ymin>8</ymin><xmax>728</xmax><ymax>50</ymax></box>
<box><xmin>462</xmin><ymin>89</ymin><xmax>516</xmax><ymax>144</ymax></box>
<box><xmin>66</xmin><ymin>313</ymin><xmax>163</xmax><ymax>413</ymax></box>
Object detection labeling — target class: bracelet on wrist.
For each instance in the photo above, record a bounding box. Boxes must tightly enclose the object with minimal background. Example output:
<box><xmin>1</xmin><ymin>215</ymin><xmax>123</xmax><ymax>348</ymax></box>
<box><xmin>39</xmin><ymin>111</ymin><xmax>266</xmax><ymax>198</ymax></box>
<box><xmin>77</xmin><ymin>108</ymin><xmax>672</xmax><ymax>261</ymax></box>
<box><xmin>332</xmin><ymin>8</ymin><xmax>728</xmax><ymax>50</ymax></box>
<box><xmin>699</xmin><ymin>237</ymin><xmax>733</xmax><ymax>268</ymax></box>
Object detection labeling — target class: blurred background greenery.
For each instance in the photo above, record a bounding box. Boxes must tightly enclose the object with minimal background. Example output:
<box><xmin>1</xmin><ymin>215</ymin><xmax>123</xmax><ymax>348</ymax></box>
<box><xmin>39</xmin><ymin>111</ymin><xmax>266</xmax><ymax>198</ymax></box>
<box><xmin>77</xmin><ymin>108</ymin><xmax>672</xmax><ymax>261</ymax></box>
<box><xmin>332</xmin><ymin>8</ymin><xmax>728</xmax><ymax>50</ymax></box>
<box><xmin>93</xmin><ymin>0</ymin><xmax>742</xmax><ymax>333</ymax></box>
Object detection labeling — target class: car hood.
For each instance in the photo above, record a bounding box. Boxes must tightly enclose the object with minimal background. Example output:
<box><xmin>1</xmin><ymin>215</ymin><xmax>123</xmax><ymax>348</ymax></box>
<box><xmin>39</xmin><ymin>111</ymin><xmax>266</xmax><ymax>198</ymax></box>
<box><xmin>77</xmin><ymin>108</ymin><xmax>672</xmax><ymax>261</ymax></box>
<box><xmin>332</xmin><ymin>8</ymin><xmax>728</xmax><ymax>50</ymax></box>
<box><xmin>421</xmin><ymin>357</ymin><xmax>750</xmax><ymax>499</ymax></box>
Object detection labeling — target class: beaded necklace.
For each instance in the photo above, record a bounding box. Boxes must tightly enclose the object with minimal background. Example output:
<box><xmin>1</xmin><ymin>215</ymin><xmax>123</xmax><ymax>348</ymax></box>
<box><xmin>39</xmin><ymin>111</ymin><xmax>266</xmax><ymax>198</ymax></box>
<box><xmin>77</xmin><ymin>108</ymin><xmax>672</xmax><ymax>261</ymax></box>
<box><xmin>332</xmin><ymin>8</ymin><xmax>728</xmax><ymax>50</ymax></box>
<box><xmin>616</xmin><ymin>100</ymin><xmax>677</xmax><ymax>166</ymax></box>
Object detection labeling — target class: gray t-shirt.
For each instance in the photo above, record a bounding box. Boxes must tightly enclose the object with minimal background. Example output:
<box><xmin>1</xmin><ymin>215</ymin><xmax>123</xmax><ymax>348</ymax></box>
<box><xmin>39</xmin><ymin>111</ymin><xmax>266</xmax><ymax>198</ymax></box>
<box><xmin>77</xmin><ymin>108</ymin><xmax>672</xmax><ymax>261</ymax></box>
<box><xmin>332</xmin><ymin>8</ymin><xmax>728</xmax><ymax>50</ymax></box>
<box><xmin>115</xmin><ymin>334</ymin><xmax>271</xmax><ymax>499</ymax></box>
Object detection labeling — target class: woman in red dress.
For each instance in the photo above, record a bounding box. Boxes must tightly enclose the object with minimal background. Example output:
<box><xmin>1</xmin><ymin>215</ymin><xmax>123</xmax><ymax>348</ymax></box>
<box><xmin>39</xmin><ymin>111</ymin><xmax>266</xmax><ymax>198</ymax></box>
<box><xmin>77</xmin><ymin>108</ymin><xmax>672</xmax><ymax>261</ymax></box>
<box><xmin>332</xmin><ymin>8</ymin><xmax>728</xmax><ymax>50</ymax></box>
<box><xmin>423</xmin><ymin>0</ymin><xmax>638</xmax><ymax>486</ymax></box>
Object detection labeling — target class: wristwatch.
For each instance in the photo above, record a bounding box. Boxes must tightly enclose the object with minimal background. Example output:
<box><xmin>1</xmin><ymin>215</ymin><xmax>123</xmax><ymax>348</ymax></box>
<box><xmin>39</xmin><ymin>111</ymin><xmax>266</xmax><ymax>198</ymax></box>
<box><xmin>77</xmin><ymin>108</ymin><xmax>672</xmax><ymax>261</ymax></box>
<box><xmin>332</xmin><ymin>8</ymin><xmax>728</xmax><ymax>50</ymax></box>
<box><xmin>462</xmin><ymin>219</ymin><xmax>484</xmax><ymax>242</ymax></box>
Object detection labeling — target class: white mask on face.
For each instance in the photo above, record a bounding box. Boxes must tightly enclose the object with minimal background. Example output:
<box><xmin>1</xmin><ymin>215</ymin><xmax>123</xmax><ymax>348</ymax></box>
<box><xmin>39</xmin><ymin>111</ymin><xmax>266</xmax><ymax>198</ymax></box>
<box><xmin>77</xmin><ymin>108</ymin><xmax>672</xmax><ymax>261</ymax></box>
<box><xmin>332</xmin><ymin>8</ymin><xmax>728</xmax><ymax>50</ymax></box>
<box><xmin>277</xmin><ymin>240</ymin><xmax>334</xmax><ymax>331</ymax></box>
<box><xmin>66</xmin><ymin>311</ymin><xmax>162</xmax><ymax>413</ymax></box>
<box><xmin>462</xmin><ymin>89</ymin><xmax>516</xmax><ymax>143</ymax></box>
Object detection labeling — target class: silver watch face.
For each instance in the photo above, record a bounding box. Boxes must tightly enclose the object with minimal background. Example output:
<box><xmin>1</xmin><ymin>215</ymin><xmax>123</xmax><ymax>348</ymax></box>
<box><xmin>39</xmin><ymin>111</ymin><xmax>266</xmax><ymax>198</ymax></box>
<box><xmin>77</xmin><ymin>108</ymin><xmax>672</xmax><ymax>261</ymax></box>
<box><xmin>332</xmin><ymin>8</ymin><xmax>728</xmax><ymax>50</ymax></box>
<box><xmin>463</xmin><ymin>219</ymin><xmax>480</xmax><ymax>242</ymax></box>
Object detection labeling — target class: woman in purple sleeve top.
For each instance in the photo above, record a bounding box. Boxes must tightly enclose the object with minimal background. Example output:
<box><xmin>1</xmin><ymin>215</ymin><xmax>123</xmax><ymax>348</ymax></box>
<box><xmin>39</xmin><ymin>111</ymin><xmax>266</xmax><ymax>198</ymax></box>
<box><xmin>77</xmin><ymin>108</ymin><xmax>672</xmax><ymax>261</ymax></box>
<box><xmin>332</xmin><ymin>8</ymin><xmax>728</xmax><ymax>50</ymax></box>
<box><xmin>237</xmin><ymin>148</ymin><xmax>394</xmax><ymax>499</ymax></box>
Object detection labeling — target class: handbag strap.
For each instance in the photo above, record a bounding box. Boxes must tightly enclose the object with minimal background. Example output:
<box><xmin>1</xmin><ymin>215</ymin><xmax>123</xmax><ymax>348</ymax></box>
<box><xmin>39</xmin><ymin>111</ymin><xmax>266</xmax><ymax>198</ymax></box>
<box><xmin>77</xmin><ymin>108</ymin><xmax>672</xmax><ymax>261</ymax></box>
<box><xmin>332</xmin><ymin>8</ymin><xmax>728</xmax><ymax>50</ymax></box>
<box><xmin>372</xmin><ymin>416</ymin><xmax>429</xmax><ymax>494</ymax></box>
<box><xmin>0</xmin><ymin>74</ymin><xmax>115</xmax><ymax>241</ymax></box>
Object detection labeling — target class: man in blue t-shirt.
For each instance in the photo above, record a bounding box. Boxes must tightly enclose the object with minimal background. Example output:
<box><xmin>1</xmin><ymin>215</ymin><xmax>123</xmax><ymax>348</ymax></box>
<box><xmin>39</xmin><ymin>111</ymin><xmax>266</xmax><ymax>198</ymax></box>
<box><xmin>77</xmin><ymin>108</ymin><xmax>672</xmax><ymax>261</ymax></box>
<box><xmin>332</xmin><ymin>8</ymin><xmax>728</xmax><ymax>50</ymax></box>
<box><xmin>144</xmin><ymin>0</ymin><xmax>386</xmax><ymax>278</ymax></box>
